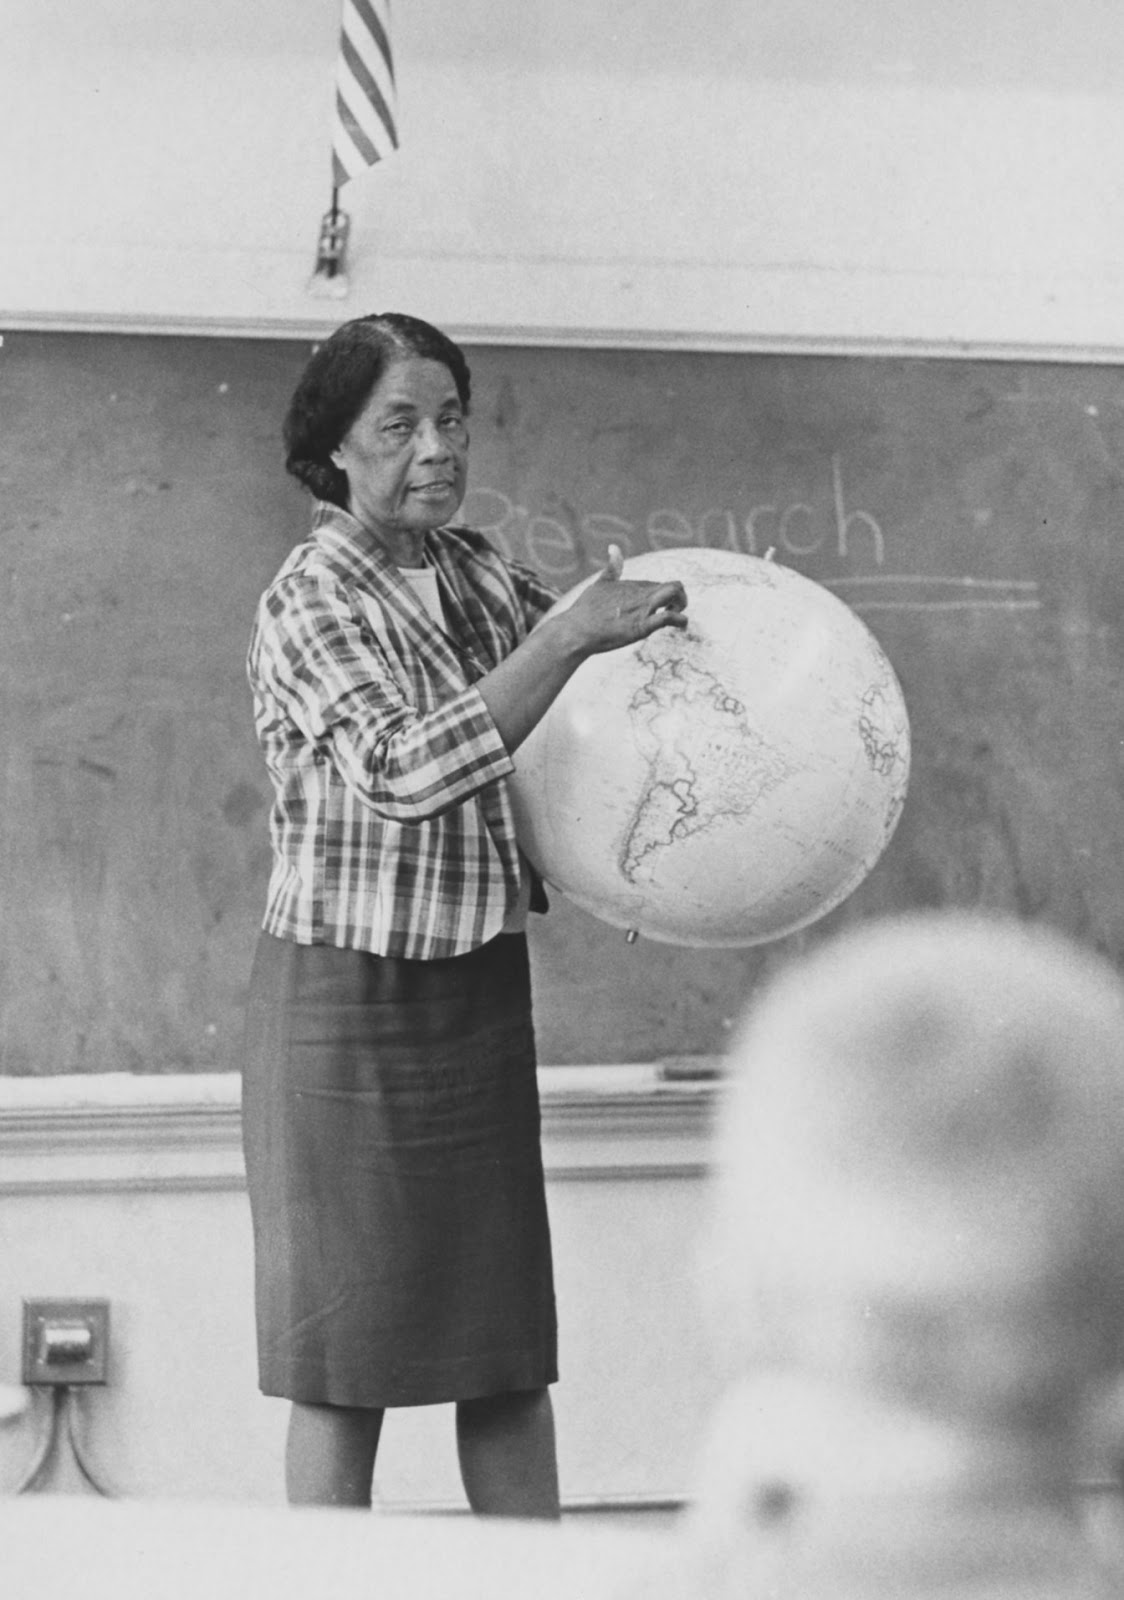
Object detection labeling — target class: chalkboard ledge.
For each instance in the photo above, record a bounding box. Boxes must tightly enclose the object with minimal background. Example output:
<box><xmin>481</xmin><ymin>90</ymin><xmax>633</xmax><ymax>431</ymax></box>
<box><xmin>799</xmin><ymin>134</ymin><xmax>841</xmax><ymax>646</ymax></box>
<box><xmin>0</xmin><ymin>1067</ymin><xmax>721</xmax><ymax>1195</ymax></box>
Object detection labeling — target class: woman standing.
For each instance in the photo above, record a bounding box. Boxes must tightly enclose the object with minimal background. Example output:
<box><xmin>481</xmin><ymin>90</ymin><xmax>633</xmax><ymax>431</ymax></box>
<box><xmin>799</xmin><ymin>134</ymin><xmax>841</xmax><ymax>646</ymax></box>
<box><xmin>242</xmin><ymin>313</ymin><xmax>687</xmax><ymax>1515</ymax></box>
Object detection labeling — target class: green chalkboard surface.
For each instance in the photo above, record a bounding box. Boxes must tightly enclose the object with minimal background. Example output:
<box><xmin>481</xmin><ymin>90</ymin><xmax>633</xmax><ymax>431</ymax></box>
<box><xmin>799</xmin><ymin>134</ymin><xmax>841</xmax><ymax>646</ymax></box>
<box><xmin>3</xmin><ymin>332</ymin><xmax>1124</xmax><ymax>1073</ymax></box>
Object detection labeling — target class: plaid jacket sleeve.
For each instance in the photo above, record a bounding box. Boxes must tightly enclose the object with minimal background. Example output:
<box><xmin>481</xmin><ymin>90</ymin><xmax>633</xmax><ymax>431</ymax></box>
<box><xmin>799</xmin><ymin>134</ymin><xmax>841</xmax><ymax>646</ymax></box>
<box><xmin>253</xmin><ymin>569</ymin><xmax>515</xmax><ymax>823</ymax></box>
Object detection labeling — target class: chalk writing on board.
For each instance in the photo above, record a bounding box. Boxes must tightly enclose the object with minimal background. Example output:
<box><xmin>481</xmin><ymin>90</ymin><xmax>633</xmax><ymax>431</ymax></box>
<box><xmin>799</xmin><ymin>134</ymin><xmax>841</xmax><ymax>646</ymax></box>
<box><xmin>461</xmin><ymin>454</ymin><xmax>1034</xmax><ymax>612</ymax></box>
<box><xmin>830</xmin><ymin>576</ymin><xmax>1040</xmax><ymax>614</ymax></box>
<box><xmin>460</xmin><ymin>454</ymin><xmax>885</xmax><ymax>581</ymax></box>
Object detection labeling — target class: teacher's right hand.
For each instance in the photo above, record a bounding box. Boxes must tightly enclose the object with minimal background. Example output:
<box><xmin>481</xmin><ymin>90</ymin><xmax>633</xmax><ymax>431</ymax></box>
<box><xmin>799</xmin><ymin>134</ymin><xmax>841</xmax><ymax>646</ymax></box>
<box><xmin>564</xmin><ymin>544</ymin><xmax>689</xmax><ymax>656</ymax></box>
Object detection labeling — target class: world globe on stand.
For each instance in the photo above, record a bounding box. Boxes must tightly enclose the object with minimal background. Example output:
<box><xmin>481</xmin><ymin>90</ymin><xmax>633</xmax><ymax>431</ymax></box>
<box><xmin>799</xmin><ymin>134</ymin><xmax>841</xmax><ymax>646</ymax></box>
<box><xmin>509</xmin><ymin>547</ymin><xmax>911</xmax><ymax>947</ymax></box>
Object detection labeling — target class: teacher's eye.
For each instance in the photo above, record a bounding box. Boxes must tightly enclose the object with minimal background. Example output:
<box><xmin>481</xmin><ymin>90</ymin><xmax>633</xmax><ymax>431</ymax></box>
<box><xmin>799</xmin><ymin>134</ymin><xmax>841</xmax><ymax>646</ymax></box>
<box><xmin>440</xmin><ymin>413</ymin><xmax>467</xmax><ymax>435</ymax></box>
<box><xmin>383</xmin><ymin>419</ymin><xmax>413</xmax><ymax>438</ymax></box>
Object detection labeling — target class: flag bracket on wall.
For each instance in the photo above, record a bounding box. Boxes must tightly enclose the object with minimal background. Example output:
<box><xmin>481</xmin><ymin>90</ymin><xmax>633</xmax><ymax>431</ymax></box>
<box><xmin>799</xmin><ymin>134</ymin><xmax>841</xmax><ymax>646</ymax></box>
<box><xmin>307</xmin><ymin>0</ymin><xmax>398</xmax><ymax>298</ymax></box>
<box><xmin>308</xmin><ymin>193</ymin><xmax>353</xmax><ymax>300</ymax></box>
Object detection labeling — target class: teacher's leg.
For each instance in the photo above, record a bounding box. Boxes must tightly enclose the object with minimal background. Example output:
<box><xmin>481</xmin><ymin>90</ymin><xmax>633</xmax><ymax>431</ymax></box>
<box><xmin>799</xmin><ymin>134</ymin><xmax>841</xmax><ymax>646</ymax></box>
<box><xmin>456</xmin><ymin>1387</ymin><xmax>560</xmax><ymax>1519</ymax></box>
<box><xmin>286</xmin><ymin>1401</ymin><xmax>385</xmax><ymax>1507</ymax></box>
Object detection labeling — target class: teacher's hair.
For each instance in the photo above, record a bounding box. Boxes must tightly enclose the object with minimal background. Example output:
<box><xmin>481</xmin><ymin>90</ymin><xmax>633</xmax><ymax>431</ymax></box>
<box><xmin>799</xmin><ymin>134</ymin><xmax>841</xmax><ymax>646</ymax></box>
<box><xmin>283</xmin><ymin>312</ymin><xmax>473</xmax><ymax>507</ymax></box>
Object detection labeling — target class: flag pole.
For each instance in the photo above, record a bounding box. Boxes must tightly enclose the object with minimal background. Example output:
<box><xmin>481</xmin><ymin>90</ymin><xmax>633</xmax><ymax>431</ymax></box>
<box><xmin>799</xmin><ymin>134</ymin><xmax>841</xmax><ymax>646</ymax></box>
<box><xmin>307</xmin><ymin>0</ymin><xmax>398</xmax><ymax>300</ymax></box>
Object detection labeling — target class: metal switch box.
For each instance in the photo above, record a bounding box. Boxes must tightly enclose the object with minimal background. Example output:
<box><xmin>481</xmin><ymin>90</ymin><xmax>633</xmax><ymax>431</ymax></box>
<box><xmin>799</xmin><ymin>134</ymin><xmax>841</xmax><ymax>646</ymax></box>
<box><xmin>22</xmin><ymin>1299</ymin><xmax>110</xmax><ymax>1386</ymax></box>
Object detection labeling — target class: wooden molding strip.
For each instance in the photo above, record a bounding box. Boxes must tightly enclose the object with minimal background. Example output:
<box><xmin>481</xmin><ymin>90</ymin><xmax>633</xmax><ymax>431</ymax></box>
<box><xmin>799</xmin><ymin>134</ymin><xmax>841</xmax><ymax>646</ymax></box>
<box><xmin>6</xmin><ymin>310</ymin><xmax>1124</xmax><ymax>365</ymax></box>
<box><xmin>0</xmin><ymin>1067</ymin><xmax>721</xmax><ymax>1195</ymax></box>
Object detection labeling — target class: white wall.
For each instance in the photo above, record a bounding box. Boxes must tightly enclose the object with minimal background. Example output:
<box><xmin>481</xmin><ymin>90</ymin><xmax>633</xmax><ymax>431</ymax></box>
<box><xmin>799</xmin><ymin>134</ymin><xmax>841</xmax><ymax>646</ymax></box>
<box><xmin>3</xmin><ymin>1</ymin><xmax>1124</xmax><ymax>350</ymax></box>
<box><xmin>0</xmin><ymin>1070</ymin><xmax>722</xmax><ymax>1508</ymax></box>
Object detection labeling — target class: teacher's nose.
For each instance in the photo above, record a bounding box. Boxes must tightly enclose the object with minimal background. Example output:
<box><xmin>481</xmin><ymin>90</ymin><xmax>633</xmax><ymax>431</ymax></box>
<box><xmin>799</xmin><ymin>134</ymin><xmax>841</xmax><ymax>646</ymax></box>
<box><xmin>414</xmin><ymin>418</ymin><xmax>453</xmax><ymax>458</ymax></box>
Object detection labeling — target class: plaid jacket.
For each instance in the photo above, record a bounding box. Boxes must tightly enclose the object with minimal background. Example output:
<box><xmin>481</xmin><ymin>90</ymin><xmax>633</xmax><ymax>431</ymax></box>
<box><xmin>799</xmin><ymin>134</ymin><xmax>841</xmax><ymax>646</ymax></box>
<box><xmin>247</xmin><ymin>502</ymin><xmax>558</xmax><ymax>959</ymax></box>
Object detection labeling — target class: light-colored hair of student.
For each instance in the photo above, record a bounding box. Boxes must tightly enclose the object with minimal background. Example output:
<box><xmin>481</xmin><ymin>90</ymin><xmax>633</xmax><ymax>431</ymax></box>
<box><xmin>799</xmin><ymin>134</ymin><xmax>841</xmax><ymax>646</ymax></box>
<box><xmin>703</xmin><ymin>911</ymin><xmax>1124</xmax><ymax>1437</ymax></box>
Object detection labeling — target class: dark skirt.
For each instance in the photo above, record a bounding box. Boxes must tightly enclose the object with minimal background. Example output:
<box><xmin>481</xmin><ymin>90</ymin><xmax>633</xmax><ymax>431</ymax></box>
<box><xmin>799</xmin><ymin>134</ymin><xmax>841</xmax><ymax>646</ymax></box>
<box><xmin>241</xmin><ymin>931</ymin><xmax>557</xmax><ymax>1408</ymax></box>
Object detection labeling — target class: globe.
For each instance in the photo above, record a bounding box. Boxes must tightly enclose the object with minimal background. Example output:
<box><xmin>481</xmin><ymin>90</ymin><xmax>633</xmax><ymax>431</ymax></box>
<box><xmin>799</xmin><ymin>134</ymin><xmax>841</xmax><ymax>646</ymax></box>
<box><xmin>508</xmin><ymin>547</ymin><xmax>910</xmax><ymax>947</ymax></box>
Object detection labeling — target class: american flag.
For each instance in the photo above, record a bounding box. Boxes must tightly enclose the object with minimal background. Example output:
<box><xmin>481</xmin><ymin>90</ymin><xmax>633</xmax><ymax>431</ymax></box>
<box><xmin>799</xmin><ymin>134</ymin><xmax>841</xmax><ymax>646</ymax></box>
<box><xmin>331</xmin><ymin>0</ymin><xmax>399</xmax><ymax>186</ymax></box>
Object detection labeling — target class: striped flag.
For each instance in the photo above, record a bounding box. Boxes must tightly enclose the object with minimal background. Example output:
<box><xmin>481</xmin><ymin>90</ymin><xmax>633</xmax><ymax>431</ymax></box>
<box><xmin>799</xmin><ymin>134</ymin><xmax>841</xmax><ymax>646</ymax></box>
<box><xmin>331</xmin><ymin>0</ymin><xmax>398</xmax><ymax>186</ymax></box>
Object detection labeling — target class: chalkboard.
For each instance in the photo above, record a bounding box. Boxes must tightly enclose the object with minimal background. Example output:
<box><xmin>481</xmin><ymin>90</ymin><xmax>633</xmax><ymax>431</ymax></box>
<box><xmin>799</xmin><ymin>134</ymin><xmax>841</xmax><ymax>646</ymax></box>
<box><xmin>4</xmin><ymin>332</ymin><xmax>1124</xmax><ymax>1074</ymax></box>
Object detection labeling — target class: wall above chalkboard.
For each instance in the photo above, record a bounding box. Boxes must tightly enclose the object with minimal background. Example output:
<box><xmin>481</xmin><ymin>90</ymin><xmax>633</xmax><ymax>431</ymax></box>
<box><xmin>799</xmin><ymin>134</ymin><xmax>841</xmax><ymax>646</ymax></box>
<box><xmin>3</xmin><ymin>333</ymin><xmax>1124</xmax><ymax>1074</ymax></box>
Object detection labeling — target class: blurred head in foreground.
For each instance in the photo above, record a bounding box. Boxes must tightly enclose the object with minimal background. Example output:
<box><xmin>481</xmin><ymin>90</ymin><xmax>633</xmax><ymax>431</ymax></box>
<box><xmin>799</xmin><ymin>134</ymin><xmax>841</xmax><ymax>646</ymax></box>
<box><xmin>706</xmin><ymin>911</ymin><xmax>1124</xmax><ymax>1448</ymax></box>
<box><xmin>620</xmin><ymin>914</ymin><xmax>1124</xmax><ymax>1600</ymax></box>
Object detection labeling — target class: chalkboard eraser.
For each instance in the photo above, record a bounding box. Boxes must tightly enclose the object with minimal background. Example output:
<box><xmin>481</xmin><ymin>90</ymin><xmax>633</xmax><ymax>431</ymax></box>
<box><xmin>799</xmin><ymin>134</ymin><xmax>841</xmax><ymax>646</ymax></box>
<box><xmin>657</xmin><ymin>1056</ymin><xmax>723</xmax><ymax>1082</ymax></box>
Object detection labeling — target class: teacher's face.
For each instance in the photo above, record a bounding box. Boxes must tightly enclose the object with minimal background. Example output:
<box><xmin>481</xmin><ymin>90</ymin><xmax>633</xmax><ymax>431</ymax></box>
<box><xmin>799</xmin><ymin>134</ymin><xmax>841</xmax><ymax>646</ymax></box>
<box><xmin>331</xmin><ymin>356</ymin><xmax>469</xmax><ymax>544</ymax></box>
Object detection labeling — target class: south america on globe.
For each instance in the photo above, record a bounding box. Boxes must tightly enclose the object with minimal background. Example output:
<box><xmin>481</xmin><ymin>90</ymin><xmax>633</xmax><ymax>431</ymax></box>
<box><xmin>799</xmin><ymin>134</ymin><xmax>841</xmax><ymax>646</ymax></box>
<box><xmin>508</xmin><ymin>547</ymin><xmax>910</xmax><ymax>947</ymax></box>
